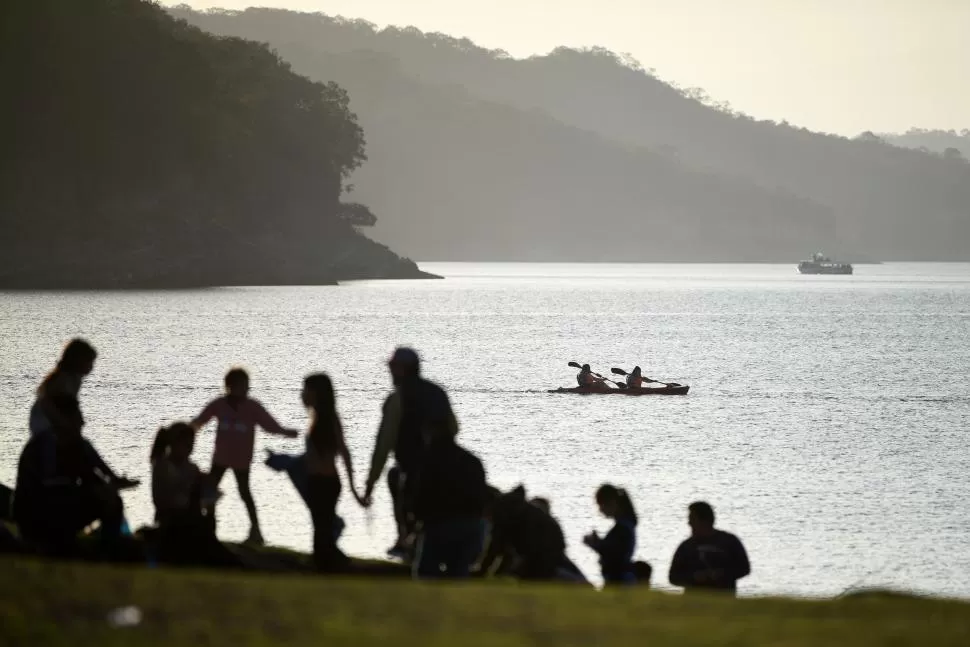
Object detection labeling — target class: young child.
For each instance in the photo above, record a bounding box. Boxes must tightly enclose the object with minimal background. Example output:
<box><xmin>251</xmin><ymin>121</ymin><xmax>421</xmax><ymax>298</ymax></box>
<box><xmin>191</xmin><ymin>368</ymin><xmax>298</xmax><ymax>545</ymax></box>
<box><xmin>583</xmin><ymin>484</ymin><xmax>639</xmax><ymax>585</ymax></box>
<box><xmin>150</xmin><ymin>423</ymin><xmax>237</xmax><ymax>567</ymax></box>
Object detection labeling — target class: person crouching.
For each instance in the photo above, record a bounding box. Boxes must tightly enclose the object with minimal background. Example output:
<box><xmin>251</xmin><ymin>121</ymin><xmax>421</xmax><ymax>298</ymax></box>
<box><xmin>411</xmin><ymin>428</ymin><xmax>487</xmax><ymax>579</ymax></box>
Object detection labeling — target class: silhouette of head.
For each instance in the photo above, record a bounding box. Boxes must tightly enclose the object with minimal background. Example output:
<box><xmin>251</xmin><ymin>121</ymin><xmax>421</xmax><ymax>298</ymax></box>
<box><xmin>688</xmin><ymin>501</ymin><xmax>716</xmax><ymax>536</ymax></box>
<box><xmin>60</xmin><ymin>338</ymin><xmax>97</xmax><ymax>376</ymax></box>
<box><xmin>304</xmin><ymin>373</ymin><xmax>338</xmax><ymax>452</ymax></box>
<box><xmin>596</xmin><ymin>484</ymin><xmax>637</xmax><ymax>522</ymax></box>
<box><xmin>150</xmin><ymin>422</ymin><xmax>195</xmax><ymax>463</ymax></box>
<box><xmin>224</xmin><ymin>368</ymin><xmax>249</xmax><ymax>398</ymax></box>
<box><xmin>388</xmin><ymin>347</ymin><xmax>420</xmax><ymax>386</ymax></box>
<box><xmin>633</xmin><ymin>366</ymin><xmax>641</xmax><ymax>376</ymax></box>
<box><xmin>581</xmin><ymin>364</ymin><xmax>590</xmax><ymax>371</ymax></box>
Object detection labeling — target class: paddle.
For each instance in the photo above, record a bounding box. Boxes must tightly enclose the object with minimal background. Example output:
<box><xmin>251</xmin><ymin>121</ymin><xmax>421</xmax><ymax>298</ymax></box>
<box><xmin>568</xmin><ymin>362</ymin><xmax>627</xmax><ymax>389</ymax></box>
<box><xmin>610</xmin><ymin>367</ymin><xmax>680</xmax><ymax>388</ymax></box>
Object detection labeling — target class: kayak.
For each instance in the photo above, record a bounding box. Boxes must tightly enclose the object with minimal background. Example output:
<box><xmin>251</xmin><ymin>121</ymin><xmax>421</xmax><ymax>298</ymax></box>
<box><xmin>548</xmin><ymin>384</ymin><xmax>689</xmax><ymax>396</ymax></box>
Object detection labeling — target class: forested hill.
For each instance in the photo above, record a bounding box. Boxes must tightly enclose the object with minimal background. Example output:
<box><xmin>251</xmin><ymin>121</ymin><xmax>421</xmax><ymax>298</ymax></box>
<box><xmin>174</xmin><ymin>7</ymin><xmax>970</xmax><ymax>262</ymax></box>
<box><xmin>882</xmin><ymin>129</ymin><xmax>970</xmax><ymax>158</ymax></box>
<box><xmin>0</xmin><ymin>0</ymin><xmax>430</xmax><ymax>288</ymax></box>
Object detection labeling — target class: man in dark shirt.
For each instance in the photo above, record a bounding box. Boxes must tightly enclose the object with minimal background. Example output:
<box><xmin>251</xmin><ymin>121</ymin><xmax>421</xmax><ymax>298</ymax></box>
<box><xmin>362</xmin><ymin>348</ymin><xmax>459</xmax><ymax>558</ymax></box>
<box><xmin>411</xmin><ymin>433</ymin><xmax>487</xmax><ymax>578</ymax></box>
<box><xmin>668</xmin><ymin>501</ymin><xmax>750</xmax><ymax>595</ymax></box>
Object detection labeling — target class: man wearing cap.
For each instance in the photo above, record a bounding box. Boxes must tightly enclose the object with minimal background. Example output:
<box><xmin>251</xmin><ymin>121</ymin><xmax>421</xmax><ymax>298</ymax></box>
<box><xmin>362</xmin><ymin>347</ymin><xmax>459</xmax><ymax>557</ymax></box>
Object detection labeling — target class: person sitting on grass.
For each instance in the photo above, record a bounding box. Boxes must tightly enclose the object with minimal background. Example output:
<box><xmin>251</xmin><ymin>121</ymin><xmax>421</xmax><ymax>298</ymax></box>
<box><xmin>14</xmin><ymin>395</ymin><xmax>138</xmax><ymax>559</ymax></box>
<box><xmin>411</xmin><ymin>430</ymin><xmax>488</xmax><ymax>579</ymax></box>
<box><xmin>583</xmin><ymin>484</ymin><xmax>638</xmax><ymax>585</ymax></box>
<box><xmin>29</xmin><ymin>339</ymin><xmax>97</xmax><ymax>437</ymax></box>
<box><xmin>480</xmin><ymin>485</ymin><xmax>577</xmax><ymax>581</ymax></box>
<box><xmin>191</xmin><ymin>368</ymin><xmax>299</xmax><ymax>546</ymax></box>
<box><xmin>150</xmin><ymin>422</ymin><xmax>240</xmax><ymax>568</ymax></box>
<box><xmin>668</xmin><ymin>501</ymin><xmax>750</xmax><ymax>596</ymax></box>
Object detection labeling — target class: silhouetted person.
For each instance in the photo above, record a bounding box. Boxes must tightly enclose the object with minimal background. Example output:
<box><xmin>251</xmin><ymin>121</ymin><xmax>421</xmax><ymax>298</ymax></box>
<box><xmin>14</xmin><ymin>395</ymin><xmax>137</xmax><ymax>558</ymax></box>
<box><xmin>150</xmin><ymin>423</ymin><xmax>239</xmax><ymax>568</ymax></box>
<box><xmin>481</xmin><ymin>485</ymin><xmax>571</xmax><ymax>581</ymax></box>
<box><xmin>583</xmin><ymin>484</ymin><xmax>638</xmax><ymax>585</ymax></box>
<box><xmin>362</xmin><ymin>348</ymin><xmax>458</xmax><ymax>558</ymax></box>
<box><xmin>30</xmin><ymin>339</ymin><xmax>97</xmax><ymax>436</ymax></box>
<box><xmin>625</xmin><ymin>366</ymin><xmax>644</xmax><ymax>389</ymax></box>
<box><xmin>411</xmin><ymin>432</ymin><xmax>487</xmax><ymax>578</ymax></box>
<box><xmin>301</xmin><ymin>374</ymin><xmax>363</xmax><ymax>572</ymax></box>
<box><xmin>669</xmin><ymin>501</ymin><xmax>750</xmax><ymax>596</ymax></box>
<box><xmin>576</xmin><ymin>364</ymin><xmax>608</xmax><ymax>388</ymax></box>
<box><xmin>191</xmin><ymin>368</ymin><xmax>299</xmax><ymax>545</ymax></box>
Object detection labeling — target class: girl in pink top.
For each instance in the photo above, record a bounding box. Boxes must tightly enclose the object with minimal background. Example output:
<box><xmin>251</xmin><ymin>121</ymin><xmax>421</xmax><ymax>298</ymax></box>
<box><xmin>191</xmin><ymin>368</ymin><xmax>298</xmax><ymax>545</ymax></box>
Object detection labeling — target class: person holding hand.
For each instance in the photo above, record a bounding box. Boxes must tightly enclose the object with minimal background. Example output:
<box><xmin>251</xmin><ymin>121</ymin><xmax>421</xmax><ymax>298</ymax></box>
<box><xmin>191</xmin><ymin>368</ymin><xmax>298</xmax><ymax>545</ymax></box>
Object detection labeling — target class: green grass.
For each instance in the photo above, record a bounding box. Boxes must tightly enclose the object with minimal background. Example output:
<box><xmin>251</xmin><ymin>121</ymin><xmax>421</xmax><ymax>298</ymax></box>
<box><xmin>2</xmin><ymin>557</ymin><xmax>969</xmax><ymax>646</ymax></box>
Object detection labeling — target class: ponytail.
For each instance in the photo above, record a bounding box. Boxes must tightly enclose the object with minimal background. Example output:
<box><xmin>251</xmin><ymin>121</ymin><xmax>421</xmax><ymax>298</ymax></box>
<box><xmin>596</xmin><ymin>483</ymin><xmax>638</xmax><ymax>524</ymax></box>
<box><xmin>616</xmin><ymin>487</ymin><xmax>638</xmax><ymax>524</ymax></box>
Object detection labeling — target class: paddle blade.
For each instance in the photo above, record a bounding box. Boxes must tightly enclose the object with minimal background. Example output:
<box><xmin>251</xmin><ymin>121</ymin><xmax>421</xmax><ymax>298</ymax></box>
<box><xmin>567</xmin><ymin>361</ymin><xmax>582</xmax><ymax>369</ymax></box>
<box><xmin>610</xmin><ymin>367</ymin><xmax>627</xmax><ymax>375</ymax></box>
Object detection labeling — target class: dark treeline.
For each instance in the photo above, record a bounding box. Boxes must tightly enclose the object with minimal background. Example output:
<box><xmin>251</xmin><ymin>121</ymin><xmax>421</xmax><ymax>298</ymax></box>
<box><xmin>173</xmin><ymin>7</ymin><xmax>970</xmax><ymax>262</ymax></box>
<box><xmin>0</xmin><ymin>0</ymin><xmax>428</xmax><ymax>288</ymax></box>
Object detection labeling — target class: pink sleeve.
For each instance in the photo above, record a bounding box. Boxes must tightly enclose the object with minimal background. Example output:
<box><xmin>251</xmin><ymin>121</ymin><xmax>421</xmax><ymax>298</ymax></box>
<box><xmin>191</xmin><ymin>399</ymin><xmax>220</xmax><ymax>429</ymax></box>
<box><xmin>252</xmin><ymin>400</ymin><xmax>287</xmax><ymax>436</ymax></box>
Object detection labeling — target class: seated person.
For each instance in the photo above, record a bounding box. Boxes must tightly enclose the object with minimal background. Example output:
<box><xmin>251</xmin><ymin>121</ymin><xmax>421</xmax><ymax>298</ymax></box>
<box><xmin>150</xmin><ymin>423</ymin><xmax>239</xmax><ymax>568</ymax></box>
<box><xmin>583</xmin><ymin>484</ymin><xmax>638</xmax><ymax>585</ymax></box>
<box><xmin>482</xmin><ymin>485</ymin><xmax>576</xmax><ymax>581</ymax></box>
<box><xmin>411</xmin><ymin>433</ymin><xmax>488</xmax><ymax>579</ymax></box>
<box><xmin>576</xmin><ymin>365</ymin><xmax>609</xmax><ymax>389</ymax></box>
<box><xmin>14</xmin><ymin>395</ymin><xmax>137</xmax><ymax>558</ymax></box>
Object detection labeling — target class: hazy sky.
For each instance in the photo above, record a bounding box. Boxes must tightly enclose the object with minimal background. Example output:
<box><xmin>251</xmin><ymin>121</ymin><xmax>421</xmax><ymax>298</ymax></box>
<box><xmin>168</xmin><ymin>0</ymin><xmax>969</xmax><ymax>135</ymax></box>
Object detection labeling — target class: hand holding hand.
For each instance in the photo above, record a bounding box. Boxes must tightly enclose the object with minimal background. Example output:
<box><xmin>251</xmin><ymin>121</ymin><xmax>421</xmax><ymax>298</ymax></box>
<box><xmin>114</xmin><ymin>476</ymin><xmax>140</xmax><ymax>491</ymax></box>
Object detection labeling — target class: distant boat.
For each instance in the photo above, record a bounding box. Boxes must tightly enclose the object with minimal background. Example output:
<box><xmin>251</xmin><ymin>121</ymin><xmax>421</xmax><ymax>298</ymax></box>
<box><xmin>798</xmin><ymin>252</ymin><xmax>853</xmax><ymax>275</ymax></box>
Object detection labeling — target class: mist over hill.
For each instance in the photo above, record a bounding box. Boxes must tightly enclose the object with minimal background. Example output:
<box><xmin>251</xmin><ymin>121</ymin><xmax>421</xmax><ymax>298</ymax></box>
<box><xmin>173</xmin><ymin>7</ymin><xmax>970</xmax><ymax>262</ymax></box>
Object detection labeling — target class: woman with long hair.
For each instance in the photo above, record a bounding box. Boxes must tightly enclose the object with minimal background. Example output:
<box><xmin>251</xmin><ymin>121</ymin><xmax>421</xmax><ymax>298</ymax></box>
<box><xmin>301</xmin><ymin>373</ymin><xmax>363</xmax><ymax>571</ymax></box>
<box><xmin>30</xmin><ymin>339</ymin><xmax>97</xmax><ymax>436</ymax></box>
<box><xmin>583</xmin><ymin>484</ymin><xmax>639</xmax><ymax>585</ymax></box>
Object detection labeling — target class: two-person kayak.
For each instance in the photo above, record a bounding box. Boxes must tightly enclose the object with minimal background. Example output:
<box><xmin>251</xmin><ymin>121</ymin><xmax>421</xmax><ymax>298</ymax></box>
<box><xmin>548</xmin><ymin>384</ymin><xmax>689</xmax><ymax>396</ymax></box>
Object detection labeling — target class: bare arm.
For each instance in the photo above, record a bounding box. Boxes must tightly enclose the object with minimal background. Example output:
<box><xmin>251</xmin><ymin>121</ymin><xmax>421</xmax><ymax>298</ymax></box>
<box><xmin>190</xmin><ymin>400</ymin><xmax>218</xmax><ymax>431</ymax></box>
<box><xmin>335</xmin><ymin>418</ymin><xmax>360</xmax><ymax>501</ymax></box>
<box><xmin>364</xmin><ymin>394</ymin><xmax>401</xmax><ymax>497</ymax></box>
<box><xmin>253</xmin><ymin>401</ymin><xmax>297</xmax><ymax>438</ymax></box>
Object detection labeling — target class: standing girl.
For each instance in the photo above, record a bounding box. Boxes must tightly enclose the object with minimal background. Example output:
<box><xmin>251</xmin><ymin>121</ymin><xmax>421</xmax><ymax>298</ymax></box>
<box><xmin>301</xmin><ymin>373</ymin><xmax>363</xmax><ymax>571</ymax></box>
<box><xmin>191</xmin><ymin>368</ymin><xmax>298</xmax><ymax>545</ymax></box>
<box><xmin>583</xmin><ymin>484</ymin><xmax>639</xmax><ymax>585</ymax></box>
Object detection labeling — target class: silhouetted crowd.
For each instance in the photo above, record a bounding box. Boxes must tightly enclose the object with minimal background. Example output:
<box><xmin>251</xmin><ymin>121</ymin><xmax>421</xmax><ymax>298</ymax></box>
<box><xmin>1</xmin><ymin>338</ymin><xmax>750</xmax><ymax>594</ymax></box>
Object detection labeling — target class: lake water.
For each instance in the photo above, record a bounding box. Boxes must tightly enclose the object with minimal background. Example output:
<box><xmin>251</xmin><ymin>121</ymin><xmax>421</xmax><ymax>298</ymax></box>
<box><xmin>2</xmin><ymin>262</ymin><xmax>969</xmax><ymax>597</ymax></box>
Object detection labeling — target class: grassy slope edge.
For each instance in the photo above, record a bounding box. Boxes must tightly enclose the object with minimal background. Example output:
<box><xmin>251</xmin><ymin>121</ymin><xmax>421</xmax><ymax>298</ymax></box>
<box><xmin>2</xmin><ymin>557</ymin><xmax>969</xmax><ymax>646</ymax></box>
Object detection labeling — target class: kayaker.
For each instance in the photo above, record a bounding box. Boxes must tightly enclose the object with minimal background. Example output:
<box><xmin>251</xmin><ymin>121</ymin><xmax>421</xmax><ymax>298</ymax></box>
<box><xmin>362</xmin><ymin>347</ymin><xmax>459</xmax><ymax>559</ymax></box>
<box><xmin>626</xmin><ymin>366</ymin><xmax>644</xmax><ymax>389</ymax></box>
<box><xmin>576</xmin><ymin>364</ymin><xmax>608</xmax><ymax>388</ymax></box>
<box><xmin>668</xmin><ymin>501</ymin><xmax>751</xmax><ymax>596</ymax></box>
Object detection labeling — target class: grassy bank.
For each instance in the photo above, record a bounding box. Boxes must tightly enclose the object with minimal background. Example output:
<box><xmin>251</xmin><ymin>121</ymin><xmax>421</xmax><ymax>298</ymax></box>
<box><xmin>1</xmin><ymin>557</ymin><xmax>969</xmax><ymax>646</ymax></box>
